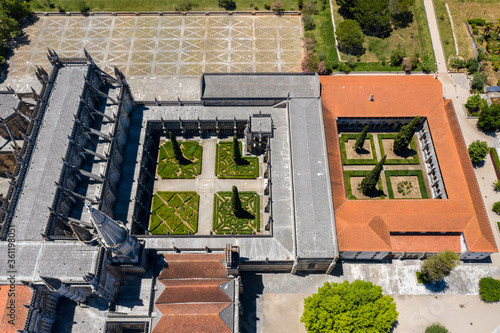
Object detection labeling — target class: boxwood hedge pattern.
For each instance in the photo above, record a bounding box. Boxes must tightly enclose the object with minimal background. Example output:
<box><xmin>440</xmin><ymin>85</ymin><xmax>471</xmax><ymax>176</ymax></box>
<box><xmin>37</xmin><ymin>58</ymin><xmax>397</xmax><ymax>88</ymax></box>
<box><xmin>149</xmin><ymin>191</ymin><xmax>199</xmax><ymax>235</ymax></box>
<box><xmin>384</xmin><ymin>169</ymin><xmax>429</xmax><ymax>199</ymax></box>
<box><xmin>377</xmin><ymin>133</ymin><xmax>420</xmax><ymax>165</ymax></box>
<box><xmin>157</xmin><ymin>141</ymin><xmax>202</xmax><ymax>179</ymax></box>
<box><xmin>213</xmin><ymin>191</ymin><xmax>260</xmax><ymax>234</ymax></box>
<box><xmin>343</xmin><ymin>170</ymin><xmax>385</xmax><ymax>200</ymax></box>
<box><xmin>216</xmin><ymin>141</ymin><xmax>259</xmax><ymax>179</ymax></box>
<box><xmin>339</xmin><ymin>133</ymin><xmax>378</xmax><ymax>165</ymax></box>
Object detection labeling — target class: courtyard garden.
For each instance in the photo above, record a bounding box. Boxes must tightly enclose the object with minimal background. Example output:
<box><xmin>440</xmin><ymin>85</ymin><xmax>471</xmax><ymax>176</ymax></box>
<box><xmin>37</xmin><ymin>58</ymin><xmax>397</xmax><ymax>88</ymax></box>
<box><xmin>216</xmin><ymin>140</ymin><xmax>259</xmax><ymax>179</ymax></box>
<box><xmin>149</xmin><ymin>191</ymin><xmax>199</xmax><ymax>235</ymax></box>
<box><xmin>339</xmin><ymin>118</ymin><xmax>432</xmax><ymax>200</ymax></box>
<box><xmin>213</xmin><ymin>190</ymin><xmax>260</xmax><ymax>234</ymax></box>
<box><xmin>157</xmin><ymin>140</ymin><xmax>202</xmax><ymax>179</ymax></box>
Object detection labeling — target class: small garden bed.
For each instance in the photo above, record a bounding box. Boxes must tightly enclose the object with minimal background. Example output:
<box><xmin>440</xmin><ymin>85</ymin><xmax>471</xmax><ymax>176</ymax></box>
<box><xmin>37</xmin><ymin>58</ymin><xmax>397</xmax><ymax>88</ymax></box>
<box><xmin>149</xmin><ymin>191</ymin><xmax>199</xmax><ymax>235</ymax></box>
<box><xmin>344</xmin><ymin>170</ymin><xmax>385</xmax><ymax>200</ymax></box>
<box><xmin>378</xmin><ymin>133</ymin><xmax>420</xmax><ymax>165</ymax></box>
<box><xmin>339</xmin><ymin>133</ymin><xmax>378</xmax><ymax>165</ymax></box>
<box><xmin>216</xmin><ymin>141</ymin><xmax>259</xmax><ymax>179</ymax></box>
<box><xmin>385</xmin><ymin>170</ymin><xmax>428</xmax><ymax>199</ymax></box>
<box><xmin>213</xmin><ymin>191</ymin><xmax>260</xmax><ymax>234</ymax></box>
<box><xmin>157</xmin><ymin>141</ymin><xmax>202</xmax><ymax>179</ymax></box>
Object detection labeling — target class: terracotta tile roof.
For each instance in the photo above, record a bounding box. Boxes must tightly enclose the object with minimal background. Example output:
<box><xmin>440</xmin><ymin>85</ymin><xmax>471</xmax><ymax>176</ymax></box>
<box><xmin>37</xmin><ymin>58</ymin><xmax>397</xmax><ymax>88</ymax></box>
<box><xmin>391</xmin><ymin>234</ymin><xmax>462</xmax><ymax>253</ymax></box>
<box><xmin>320</xmin><ymin>75</ymin><xmax>498</xmax><ymax>254</ymax></box>
<box><xmin>0</xmin><ymin>285</ymin><xmax>31</xmax><ymax>333</ymax></box>
<box><xmin>153</xmin><ymin>254</ymin><xmax>234</xmax><ymax>333</ymax></box>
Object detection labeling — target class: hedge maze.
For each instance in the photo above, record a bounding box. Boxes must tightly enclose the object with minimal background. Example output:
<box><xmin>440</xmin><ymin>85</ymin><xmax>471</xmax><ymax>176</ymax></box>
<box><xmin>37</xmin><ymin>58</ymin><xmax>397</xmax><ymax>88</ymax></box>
<box><xmin>149</xmin><ymin>192</ymin><xmax>199</xmax><ymax>235</ymax></box>
<box><xmin>157</xmin><ymin>141</ymin><xmax>202</xmax><ymax>179</ymax></box>
<box><xmin>216</xmin><ymin>141</ymin><xmax>259</xmax><ymax>179</ymax></box>
<box><xmin>213</xmin><ymin>191</ymin><xmax>260</xmax><ymax>234</ymax></box>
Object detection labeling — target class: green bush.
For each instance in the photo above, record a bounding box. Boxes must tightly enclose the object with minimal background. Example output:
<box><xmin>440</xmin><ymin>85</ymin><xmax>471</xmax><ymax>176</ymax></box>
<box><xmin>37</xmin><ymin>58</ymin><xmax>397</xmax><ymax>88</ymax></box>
<box><xmin>466</xmin><ymin>58</ymin><xmax>479</xmax><ymax>74</ymax></box>
<box><xmin>76</xmin><ymin>0</ymin><xmax>90</xmax><ymax>12</ymax></box>
<box><xmin>425</xmin><ymin>323</ymin><xmax>449</xmax><ymax>333</ymax></box>
<box><xmin>471</xmin><ymin>72</ymin><xmax>488</xmax><ymax>92</ymax></box>
<box><xmin>390</xmin><ymin>47</ymin><xmax>406</xmax><ymax>67</ymax></box>
<box><xmin>421</xmin><ymin>62</ymin><xmax>433</xmax><ymax>73</ymax></box>
<box><xmin>478</xmin><ymin>103</ymin><xmax>500</xmax><ymax>130</ymax></box>
<box><xmin>173</xmin><ymin>0</ymin><xmax>192</xmax><ymax>11</ymax></box>
<box><xmin>302</xmin><ymin>14</ymin><xmax>315</xmax><ymax>31</ymax></box>
<box><xmin>479</xmin><ymin>277</ymin><xmax>500</xmax><ymax>302</ymax></box>
<box><xmin>465</xmin><ymin>94</ymin><xmax>482</xmax><ymax>113</ymax></box>
<box><xmin>467</xmin><ymin>18</ymin><xmax>486</xmax><ymax>27</ymax></box>
<box><xmin>493</xmin><ymin>201</ymin><xmax>500</xmax><ymax>214</ymax></box>
<box><xmin>467</xmin><ymin>140</ymin><xmax>489</xmax><ymax>163</ymax></box>
<box><xmin>336</xmin><ymin>19</ymin><xmax>365</xmax><ymax>55</ymax></box>
<box><xmin>219</xmin><ymin>0</ymin><xmax>236</xmax><ymax>9</ymax></box>
<box><xmin>420</xmin><ymin>250</ymin><xmax>460</xmax><ymax>282</ymax></box>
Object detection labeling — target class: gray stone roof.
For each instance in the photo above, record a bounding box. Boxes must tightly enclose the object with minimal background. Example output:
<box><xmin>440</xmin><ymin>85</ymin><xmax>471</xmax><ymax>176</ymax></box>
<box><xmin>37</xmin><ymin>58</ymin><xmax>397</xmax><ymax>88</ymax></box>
<box><xmin>0</xmin><ymin>242</ymin><xmax>100</xmax><ymax>283</ymax></box>
<box><xmin>288</xmin><ymin>98</ymin><xmax>338</xmax><ymax>258</ymax></box>
<box><xmin>0</xmin><ymin>92</ymin><xmax>19</xmax><ymax>119</ymax></box>
<box><xmin>12</xmin><ymin>66</ymin><xmax>88</xmax><ymax>241</ymax></box>
<box><xmin>201</xmin><ymin>74</ymin><xmax>320</xmax><ymax>99</ymax></box>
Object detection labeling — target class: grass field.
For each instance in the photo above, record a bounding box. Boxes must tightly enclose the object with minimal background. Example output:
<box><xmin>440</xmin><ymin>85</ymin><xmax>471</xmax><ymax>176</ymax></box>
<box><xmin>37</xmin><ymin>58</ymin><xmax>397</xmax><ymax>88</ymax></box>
<box><xmin>308</xmin><ymin>0</ymin><xmax>339</xmax><ymax>68</ymax></box>
<box><xmin>31</xmin><ymin>0</ymin><xmax>299</xmax><ymax>12</ymax></box>
<box><xmin>434</xmin><ymin>0</ymin><xmax>500</xmax><ymax>62</ymax></box>
<box><xmin>330</xmin><ymin>0</ymin><xmax>435</xmax><ymax>71</ymax></box>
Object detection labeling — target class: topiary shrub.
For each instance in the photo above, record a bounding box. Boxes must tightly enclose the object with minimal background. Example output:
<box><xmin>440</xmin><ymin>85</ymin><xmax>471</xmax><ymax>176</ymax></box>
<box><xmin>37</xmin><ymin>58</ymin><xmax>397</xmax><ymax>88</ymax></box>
<box><xmin>468</xmin><ymin>140</ymin><xmax>489</xmax><ymax>163</ymax></box>
<box><xmin>493</xmin><ymin>201</ymin><xmax>500</xmax><ymax>214</ymax></box>
<box><xmin>425</xmin><ymin>323</ymin><xmax>449</xmax><ymax>333</ymax></box>
<box><xmin>354</xmin><ymin>125</ymin><xmax>369</xmax><ymax>151</ymax></box>
<box><xmin>479</xmin><ymin>277</ymin><xmax>500</xmax><ymax>302</ymax></box>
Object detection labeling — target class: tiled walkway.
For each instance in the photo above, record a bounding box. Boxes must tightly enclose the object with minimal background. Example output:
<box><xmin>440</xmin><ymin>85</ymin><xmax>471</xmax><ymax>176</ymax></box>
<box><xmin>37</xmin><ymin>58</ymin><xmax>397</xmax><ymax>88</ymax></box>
<box><xmin>7</xmin><ymin>15</ymin><xmax>303</xmax><ymax>78</ymax></box>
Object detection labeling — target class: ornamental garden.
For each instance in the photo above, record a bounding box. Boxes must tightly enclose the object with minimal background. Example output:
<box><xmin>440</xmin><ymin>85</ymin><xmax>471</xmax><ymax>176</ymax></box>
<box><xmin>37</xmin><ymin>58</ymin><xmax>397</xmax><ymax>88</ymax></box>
<box><xmin>148</xmin><ymin>134</ymin><xmax>263</xmax><ymax>235</ymax></box>
<box><xmin>339</xmin><ymin>117</ymin><xmax>432</xmax><ymax>200</ymax></box>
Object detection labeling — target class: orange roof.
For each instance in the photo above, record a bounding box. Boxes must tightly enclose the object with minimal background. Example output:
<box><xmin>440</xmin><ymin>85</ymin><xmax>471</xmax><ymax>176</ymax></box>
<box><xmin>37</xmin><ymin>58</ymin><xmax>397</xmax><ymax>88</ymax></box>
<box><xmin>154</xmin><ymin>254</ymin><xmax>233</xmax><ymax>333</ymax></box>
<box><xmin>0</xmin><ymin>285</ymin><xmax>31</xmax><ymax>333</ymax></box>
<box><xmin>321</xmin><ymin>75</ymin><xmax>497</xmax><ymax>254</ymax></box>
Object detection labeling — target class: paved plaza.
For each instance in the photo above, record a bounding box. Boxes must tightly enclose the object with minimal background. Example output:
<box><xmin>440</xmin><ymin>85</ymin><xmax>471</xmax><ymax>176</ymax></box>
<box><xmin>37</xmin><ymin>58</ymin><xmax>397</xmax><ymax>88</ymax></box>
<box><xmin>5</xmin><ymin>15</ymin><xmax>303</xmax><ymax>79</ymax></box>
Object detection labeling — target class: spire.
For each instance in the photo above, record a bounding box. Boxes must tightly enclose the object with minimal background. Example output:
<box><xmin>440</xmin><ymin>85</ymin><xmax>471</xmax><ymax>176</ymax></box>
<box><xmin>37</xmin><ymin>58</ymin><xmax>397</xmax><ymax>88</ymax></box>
<box><xmin>86</xmin><ymin>203</ymin><xmax>140</xmax><ymax>263</ymax></box>
<box><xmin>40</xmin><ymin>276</ymin><xmax>89</xmax><ymax>303</ymax></box>
<box><xmin>40</xmin><ymin>276</ymin><xmax>62</xmax><ymax>291</ymax></box>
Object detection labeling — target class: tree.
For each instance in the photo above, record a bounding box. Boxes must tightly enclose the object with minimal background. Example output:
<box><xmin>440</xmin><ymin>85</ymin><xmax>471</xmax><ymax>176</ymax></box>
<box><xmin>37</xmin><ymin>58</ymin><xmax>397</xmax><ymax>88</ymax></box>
<box><xmin>0</xmin><ymin>0</ymin><xmax>32</xmax><ymax>21</ymax></box>
<box><xmin>390</xmin><ymin>0</ymin><xmax>415</xmax><ymax>28</ymax></box>
<box><xmin>479</xmin><ymin>277</ymin><xmax>500</xmax><ymax>302</ymax></box>
<box><xmin>467</xmin><ymin>140</ymin><xmax>489</xmax><ymax>163</ymax></box>
<box><xmin>301</xmin><ymin>50</ymin><xmax>318</xmax><ymax>73</ymax></box>
<box><xmin>353</xmin><ymin>0</ymin><xmax>392</xmax><ymax>36</ymax></box>
<box><xmin>169</xmin><ymin>132</ymin><xmax>184</xmax><ymax>161</ymax></box>
<box><xmin>302</xmin><ymin>14</ymin><xmax>315</xmax><ymax>30</ymax></box>
<box><xmin>230</xmin><ymin>186</ymin><xmax>243</xmax><ymax>217</ymax></box>
<box><xmin>466</xmin><ymin>58</ymin><xmax>479</xmax><ymax>74</ymax></box>
<box><xmin>232</xmin><ymin>135</ymin><xmax>242</xmax><ymax>165</ymax></box>
<box><xmin>301</xmin><ymin>280</ymin><xmax>398</xmax><ymax>333</ymax></box>
<box><xmin>420</xmin><ymin>250</ymin><xmax>460</xmax><ymax>282</ymax></box>
<box><xmin>271</xmin><ymin>0</ymin><xmax>284</xmax><ymax>12</ymax></box>
<box><xmin>425</xmin><ymin>323</ymin><xmax>449</xmax><ymax>333</ymax></box>
<box><xmin>0</xmin><ymin>10</ymin><xmax>19</xmax><ymax>42</ymax></box>
<box><xmin>465</xmin><ymin>94</ymin><xmax>482</xmax><ymax>113</ymax></box>
<box><xmin>359</xmin><ymin>155</ymin><xmax>386</xmax><ymax>195</ymax></box>
<box><xmin>393</xmin><ymin>116</ymin><xmax>420</xmax><ymax>152</ymax></box>
<box><xmin>336</xmin><ymin>19</ymin><xmax>365</xmax><ymax>55</ymax></box>
<box><xmin>478</xmin><ymin>103</ymin><xmax>500</xmax><ymax>131</ymax></box>
<box><xmin>218</xmin><ymin>0</ymin><xmax>236</xmax><ymax>10</ymax></box>
<box><xmin>471</xmin><ymin>71</ymin><xmax>488</xmax><ymax>92</ymax></box>
<box><xmin>421</xmin><ymin>61</ymin><xmax>433</xmax><ymax>73</ymax></box>
<box><xmin>390</xmin><ymin>47</ymin><xmax>406</xmax><ymax>67</ymax></box>
<box><xmin>354</xmin><ymin>125</ymin><xmax>369</xmax><ymax>151</ymax></box>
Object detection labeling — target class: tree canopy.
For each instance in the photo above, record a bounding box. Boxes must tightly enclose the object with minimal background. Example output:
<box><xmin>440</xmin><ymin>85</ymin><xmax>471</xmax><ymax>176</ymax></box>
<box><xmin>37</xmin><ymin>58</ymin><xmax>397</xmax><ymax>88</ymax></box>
<box><xmin>420</xmin><ymin>250</ymin><xmax>460</xmax><ymax>282</ymax></box>
<box><xmin>230</xmin><ymin>186</ymin><xmax>243</xmax><ymax>217</ymax></box>
<box><xmin>468</xmin><ymin>140</ymin><xmax>489</xmax><ymax>163</ymax></box>
<box><xmin>0</xmin><ymin>0</ymin><xmax>31</xmax><ymax>63</ymax></box>
<box><xmin>425</xmin><ymin>323</ymin><xmax>449</xmax><ymax>333</ymax></box>
<box><xmin>478</xmin><ymin>103</ymin><xmax>500</xmax><ymax>131</ymax></box>
<box><xmin>336</xmin><ymin>0</ymin><xmax>391</xmax><ymax>36</ymax></box>
<box><xmin>359</xmin><ymin>155</ymin><xmax>386</xmax><ymax>195</ymax></box>
<box><xmin>390</xmin><ymin>0</ymin><xmax>415</xmax><ymax>28</ymax></box>
<box><xmin>336</xmin><ymin>19</ymin><xmax>365</xmax><ymax>55</ymax></box>
<box><xmin>393</xmin><ymin>116</ymin><xmax>420</xmax><ymax>152</ymax></box>
<box><xmin>354</xmin><ymin>125</ymin><xmax>369</xmax><ymax>151</ymax></box>
<box><xmin>464</xmin><ymin>94</ymin><xmax>482</xmax><ymax>113</ymax></box>
<box><xmin>232</xmin><ymin>136</ymin><xmax>242</xmax><ymax>165</ymax></box>
<box><xmin>169</xmin><ymin>132</ymin><xmax>184</xmax><ymax>161</ymax></box>
<box><xmin>301</xmin><ymin>280</ymin><xmax>398</xmax><ymax>333</ymax></box>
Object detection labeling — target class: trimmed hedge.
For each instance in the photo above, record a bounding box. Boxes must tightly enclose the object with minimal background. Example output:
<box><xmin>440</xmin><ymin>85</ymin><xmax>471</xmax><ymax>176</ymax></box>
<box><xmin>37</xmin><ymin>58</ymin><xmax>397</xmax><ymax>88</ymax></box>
<box><xmin>339</xmin><ymin>133</ymin><xmax>378</xmax><ymax>165</ymax></box>
<box><xmin>490</xmin><ymin>148</ymin><xmax>500</xmax><ymax>179</ymax></box>
<box><xmin>149</xmin><ymin>191</ymin><xmax>199</xmax><ymax>235</ymax></box>
<box><xmin>216</xmin><ymin>141</ymin><xmax>259</xmax><ymax>179</ymax></box>
<box><xmin>479</xmin><ymin>277</ymin><xmax>500</xmax><ymax>302</ymax></box>
<box><xmin>378</xmin><ymin>133</ymin><xmax>420</xmax><ymax>165</ymax></box>
<box><xmin>344</xmin><ymin>170</ymin><xmax>385</xmax><ymax>199</ymax></box>
<box><xmin>384</xmin><ymin>170</ymin><xmax>429</xmax><ymax>199</ymax></box>
<box><xmin>213</xmin><ymin>191</ymin><xmax>260</xmax><ymax>234</ymax></box>
<box><xmin>157</xmin><ymin>141</ymin><xmax>202</xmax><ymax>179</ymax></box>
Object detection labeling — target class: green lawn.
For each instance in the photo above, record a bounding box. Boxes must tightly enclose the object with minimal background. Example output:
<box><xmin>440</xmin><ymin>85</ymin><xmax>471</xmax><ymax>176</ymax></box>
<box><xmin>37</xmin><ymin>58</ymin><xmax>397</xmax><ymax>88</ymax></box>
<box><xmin>384</xmin><ymin>169</ymin><xmax>428</xmax><ymax>199</ymax></box>
<box><xmin>330</xmin><ymin>0</ymin><xmax>435</xmax><ymax>71</ymax></box>
<box><xmin>149</xmin><ymin>191</ymin><xmax>199</xmax><ymax>235</ymax></box>
<box><xmin>216</xmin><ymin>141</ymin><xmax>259</xmax><ymax>179</ymax></box>
<box><xmin>213</xmin><ymin>191</ymin><xmax>260</xmax><ymax>234</ymax></box>
<box><xmin>157</xmin><ymin>141</ymin><xmax>202</xmax><ymax>179</ymax></box>
<box><xmin>343</xmin><ymin>170</ymin><xmax>385</xmax><ymax>200</ymax></box>
<box><xmin>339</xmin><ymin>133</ymin><xmax>378</xmax><ymax>165</ymax></box>
<box><xmin>31</xmin><ymin>0</ymin><xmax>299</xmax><ymax>12</ymax></box>
<box><xmin>378</xmin><ymin>133</ymin><xmax>420</xmax><ymax>165</ymax></box>
<box><xmin>309</xmin><ymin>0</ymin><xmax>339</xmax><ymax>67</ymax></box>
